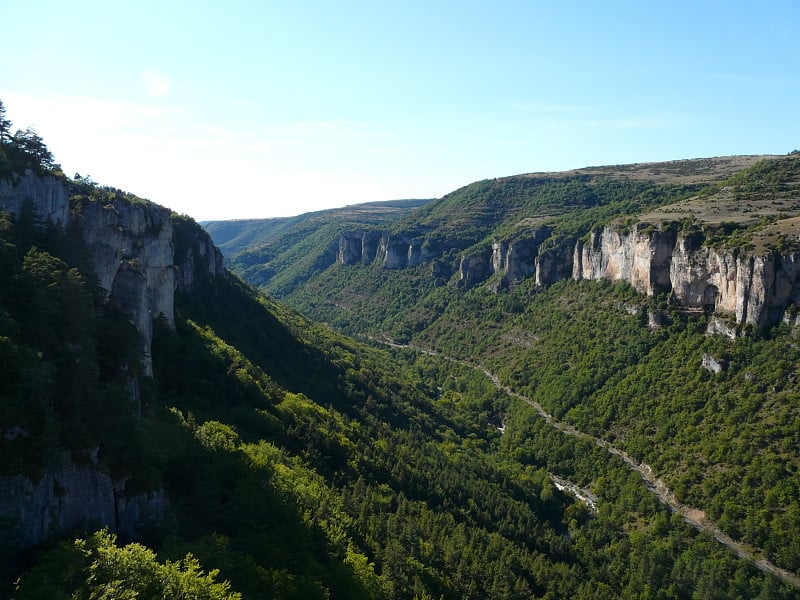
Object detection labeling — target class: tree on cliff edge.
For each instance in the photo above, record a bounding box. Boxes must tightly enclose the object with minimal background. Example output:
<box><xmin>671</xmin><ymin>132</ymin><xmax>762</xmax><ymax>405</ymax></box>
<box><xmin>0</xmin><ymin>100</ymin><xmax>10</xmax><ymax>178</ymax></box>
<box><xmin>11</xmin><ymin>128</ymin><xmax>56</xmax><ymax>172</ymax></box>
<box><xmin>0</xmin><ymin>100</ymin><xmax>11</xmax><ymax>143</ymax></box>
<box><xmin>0</xmin><ymin>98</ymin><xmax>59</xmax><ymax>180</ymax></box>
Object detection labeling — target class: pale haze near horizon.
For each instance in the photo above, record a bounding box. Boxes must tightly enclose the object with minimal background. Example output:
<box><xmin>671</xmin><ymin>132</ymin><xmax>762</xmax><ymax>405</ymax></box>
<box><xmin>1</xmin><ymin>1</ymin><xmax>798</xmax><ymax>222</ymax></box>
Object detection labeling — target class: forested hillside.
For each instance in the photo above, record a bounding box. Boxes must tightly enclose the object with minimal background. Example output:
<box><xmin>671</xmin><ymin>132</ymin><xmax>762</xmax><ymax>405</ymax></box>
<box><xmin>2</xmin><ymin>98</ymin><xmax>799</xmax><ymax>597</ymax></box>
<box><xmin>208</xmin><ymin>149</ymin><xmax>800</xmax><ymax>597</ymax></box>
<box><xmin>204</xmin><ymin>199</ymin><xmax>432</xmax><ymax>295</ymax></box>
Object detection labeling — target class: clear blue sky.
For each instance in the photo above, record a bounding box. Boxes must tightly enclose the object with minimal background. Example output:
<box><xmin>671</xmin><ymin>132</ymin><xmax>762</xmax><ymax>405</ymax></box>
<box><xmin>2</xmin><ymin>1</ymin><xmax>798</xmax><ymax>221</ymax></box>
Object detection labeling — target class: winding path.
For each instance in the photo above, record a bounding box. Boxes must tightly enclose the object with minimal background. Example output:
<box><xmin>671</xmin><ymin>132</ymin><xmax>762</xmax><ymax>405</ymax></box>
<box><xmin>382</xmin><ymin>338</ymin><xmax>800</xmax><ymax>589</ymax></box>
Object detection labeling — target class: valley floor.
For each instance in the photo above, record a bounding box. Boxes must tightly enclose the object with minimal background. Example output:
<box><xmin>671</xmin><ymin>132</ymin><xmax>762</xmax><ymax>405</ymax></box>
<box><xmin>385</xmin><ymin>338</ymin><xmax>800</xmax><ymax>591</ymax></box>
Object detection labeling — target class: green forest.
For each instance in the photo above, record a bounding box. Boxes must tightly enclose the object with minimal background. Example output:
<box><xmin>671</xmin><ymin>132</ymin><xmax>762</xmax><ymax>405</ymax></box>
<box><xmin>2</xmin><ymin>98</ymin><xmax>800</xmax><ymax>598</ymax></box>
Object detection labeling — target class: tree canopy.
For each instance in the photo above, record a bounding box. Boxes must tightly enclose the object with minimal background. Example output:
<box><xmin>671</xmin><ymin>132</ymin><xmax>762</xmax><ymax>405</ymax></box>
<box><xmin>0</xmin><ymin>98</ymin><xmax>59</xmax><ymax>181</ymax></box>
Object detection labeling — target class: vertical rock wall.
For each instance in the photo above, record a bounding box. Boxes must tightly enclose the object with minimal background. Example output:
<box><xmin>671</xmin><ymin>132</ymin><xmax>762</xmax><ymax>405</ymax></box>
<box><xmin>335</xmin><ymin>214</ymin><xmax>800</xmax><ymax>326</ymax></box>
<box><xmin>0</xmin><ymin>173</ymin><xmax>225</xmax><ymax>550</ymax></box>
<box><xmin>575</xmin><ymin>225</ymin><xmax>675</xmax><ymax>296</ymax></box>
<box><xmin>575</xmin><ymin>225</ymin><xmax>800</xmax><ymax>325</ymax></box>
<box><xmin>0</xmin><ymin>172</ymin><xmax>70</xmax><ymax>227</ymax></box>
<box><xmin>0</xmin><ymin>451</ymin><xmax>168</xmax><ymax>549</ymax></box>
<box><xmin>1</xmin><ymin>174</ymin><xmax>223</xmax><ymax>374</ymax></box>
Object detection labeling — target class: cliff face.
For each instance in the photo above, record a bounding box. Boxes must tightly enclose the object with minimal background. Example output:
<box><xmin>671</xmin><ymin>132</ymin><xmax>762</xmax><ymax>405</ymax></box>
<box><xmin>76</xmin><ymin>199</ymin><xmax>176</xmax><ymax>376</ymax></box>
<box><xmin>569</xmin><ymin>225</ymin><xmax>800</xmax><ymax>326</ymax></box>
<box><xmin>77</xmin><ymin>196</ymin><xmax>223</xmax><ymax>375</ymax></box>
<box><xmin>337</xmin><ymin>230</ymin><xmax>384</xmax><ymax>265</ymax></box>
<box><xmin>0</xmin><ymin>174</ymin><xmax>223</xmax><ymax>549</ymax></box>
<box><xmin>335</xmin><ymin>216</ymin><xmax>800</xmax><ymax>327</ymax></box>
<box><xmin>536</xmin><ymin>245</ymin><xmax>575</xmax><ymax>286</ymax></box>
<box><xmin>338</xmin><ymin>231</ymin><xmax>364</xmax><ymax>265</ymax></box>
<box><xmin>338</xmin><ymin>230</ymin><xmax>436</xmax><ymax>269</ymax></box>
<box><xmin>0</xmin><ymin>451</ymin><xmax>168</xmax><ymax>549</ymax></box>
<box><xmin>574</xmin><ymin>225</ymin><xmax>677</xmax><ymax>296</ymax></box>
<box><xmin>2</xmin><ymin>174</ymin><xmax>223</xmax><ymax>376</ymax></box>
<box><xmin>458</xmin><ymin>252</ymin><xmax>490</xmax><ymax>289</ymax></box>
<box><xmin>491</xmin><ymin>228</ymin><xmax>552</xmax><ymax>284</ymax></box>
<box><xmin>0</xmin><ymin>171</ymin><xmax>70</xmax><ymax>227</ymax></box>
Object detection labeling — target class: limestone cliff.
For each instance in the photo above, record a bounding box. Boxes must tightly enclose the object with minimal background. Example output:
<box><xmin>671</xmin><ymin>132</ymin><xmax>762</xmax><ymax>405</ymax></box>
<box><xmin>0</xmin><ymin>171</ymin><xmax>70</xmax><ymax>227</ymax></box>
<box><xmin>335</xmin><ymin>214</ymin><xmax>800</xmax><ymax>327</ymax></box>
<box><xmin>76</xmin><ymin>199</ymin><xmax>176</xmax><ymax>376</ymax></box>
<box><xmin>337</xmin><ymin>230</ymin><xmax>384</xmax><ymax>264</ymax></box>
<box><xmin>573</xmin><ymin>224</ymin><xmax>677</xmax><ymax>296</ymax></box>
<box><xmin>338</xmin><ymin>230</ymin><xmax>435</xmax><ymax>269</ymax></box>
<box><xmin>0</xmin><ymin>174</ymin><xmax>223</xmax><ymax>549</ymax></box>
<box><xmin>536</xmin><ymin>244</ymin><xmax>575</xmax><ymax>286</ymax></box>
<box><xmin>458</xmin><ymin>251</ymin><xmax>491</xmax><ymax>289</ymax></box>
<box><xmin>338</xmin><ymin>230</ymin><xmax>366</xmax><ymax>264</ymax></box>
<box><xmin>572</xmin><ymin>224</ymin><xmax>800</xmax><ymax>326</ymax></box>
<box><xmin>491</xmin><ymin>227</ymin><xmax>552</xmax><ymax>284</ymax></box>
<box><xmin>2</xmin><ymin>173</ymin><xmax>223</xmax><ymax>375</ymax></box>
<box><xmin>476</xmin><ymin>221</ymin><xmax>800</xmax><ymax>326</ymax></box>
<box><xmin>0</xmin><ymin>451</ymin><xmax>167</xmax><ymax>549</ymax></box>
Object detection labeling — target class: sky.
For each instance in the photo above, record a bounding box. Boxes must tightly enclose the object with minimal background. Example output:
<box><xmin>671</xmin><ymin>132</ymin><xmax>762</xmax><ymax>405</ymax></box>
<box><xmin>1</xmin><ymin>1</ymin><xmax>799</xmax><ymax>221</ymax></box>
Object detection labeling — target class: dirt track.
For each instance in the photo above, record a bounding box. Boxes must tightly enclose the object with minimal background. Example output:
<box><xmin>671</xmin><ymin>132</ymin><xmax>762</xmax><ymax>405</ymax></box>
<box><xmin>383</xmin><ymin>339</ymin><xmax>800</xmax><ymax>589</ymax></box>
<box><xmin>477</xmin><ymin>359</ymin><xmax>800</xmax><ymax>589</ymax></box>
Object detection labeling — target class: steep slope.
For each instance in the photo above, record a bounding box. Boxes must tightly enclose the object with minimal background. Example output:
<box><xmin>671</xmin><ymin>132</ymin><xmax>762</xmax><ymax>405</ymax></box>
<box><xmin>0</xmin><ymin>172</ymin><xmax>221</xmax><ymax>547</ymax></box>
<box><xmin>405</xmin><ymin>278</ymin><xmax>800</xmax><ymax>578</ymax></box>
<box><xmin>216</xmin><ymin>154</ymin><xmax>800</xmax><ymax>335</ymax></box>
<box><xmin>214</xmin><ymin>155</ymin><xmax>800</xmax><ymax>332</ymax></box>
<box><xmin>213</xmin><ymin>152</ymin><xmax>800</xmax><ymax>593</ymax></box>
<box><xmin>204</xmin><ymin>199</ymin><xmax>432</xmax><ymax>256</ymax></box>
<box><xmin>1</xmin><ymin>171</ymin><xmax>584</xmax><ymax>598</ymax></box>
<box><xmin>3</xmin><ymin>110</ymin><xmax>797</xmax><ymax>597</ymax></box>
<box><xmin>8</xmin><ymin>174</ymin><xmax>787</xmax><ymax>599</ymax></box>
<box><xmin>204</xmin><ymin>199</ymin><xmax>432</xmax><ymax>295</ymax></box>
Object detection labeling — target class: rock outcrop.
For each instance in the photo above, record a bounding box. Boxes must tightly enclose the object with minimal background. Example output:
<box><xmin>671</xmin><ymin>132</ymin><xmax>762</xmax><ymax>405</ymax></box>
<box><xmin>2</xmin><ymin>174</ymin><xmax>223</xmax><ymax>376</ymax></box>
<box><xmin>536</xmin><ymin>244</ymin><xmax>574</xmax><ymax>286</ymax></box>
<box><xmin>0</xmin><ymin>172</ymin><xmax>70</xmax><ymax>227</ymax></box>
<box><xmin>76</xmin><ymin>199</ymin><xmax>175</xmax><ymax>376</ymax></box>
<box><xmin>448</xmin><ymin>223</ymin><xmax>795</xmax><ymax>326</ymax></box>
<box><xmin>0</xmin><ymin>173</ymin><xmax>223</xmax><ymax>550</ymax></box>
<box><xmin>338</xmin><ymin>230</ymin><xmax>437</xmax><ymax>269</ymax></box>
<box><xmin>573</xmin><ymin>224</ymin><xmax>676</xmax><ymax>296</ymax></box>
<box><xmin>701</xmin><ymin>353</ymin><xmax>728</xmax><ymax>374</ymax></box>
<box><xmin>338</xmin><ymin>231</ymin><xmax>365</xmax><ymax>265</ymax></box>
<box><xmin>362</xmin><ymin>231</ymin><xmax>383</xmax><ymax>264</ymax></box>
<box><xmin>380</xmin><ymin>236</ymin><xmax>409</xmax><ymax>269</ymax></box>
<box><xmin>572</xmin><ymin>225</ymin><xmax>800</xmax><ymax>325</ymax></box>
<box><xmin>336</xmin><ymin>216</ymin><xmax>800</xmax><ymax>327</ymax></box>
<box><xmin>706</xmin><ymin>316</ymin><xmax>737</xmax><ymax>339</ymax></box>
<box><xmin>459</xmin><ymin>252</ymin><xmax>490</xmax><ymax>289</ymax></box>
<box><xmin>0</xmin><ymin>451</ymin><xmax>167</xmax><ymax>549</ymax></box>
<box><xmin>648</xmin><ymin>309</ymin><xmax>672</xmax><ymax>329</ymax></box>
<box><xmin>491</xmin><ymin>227</ymin><xmax>552</xmax><ymax>285</ymax></box>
